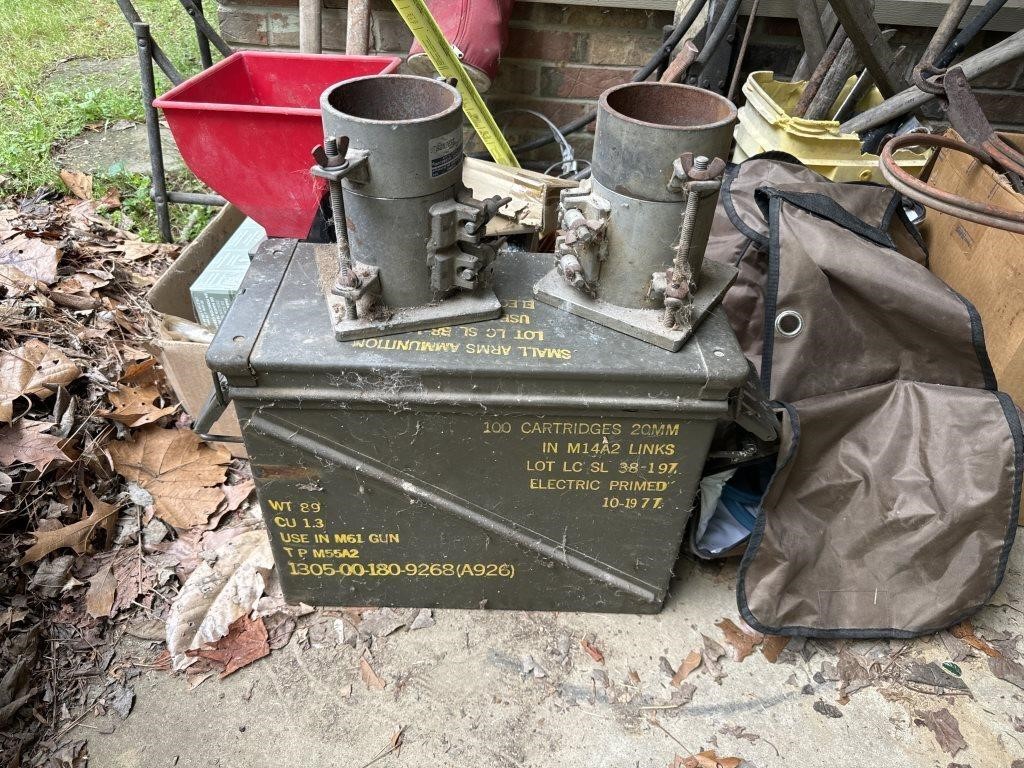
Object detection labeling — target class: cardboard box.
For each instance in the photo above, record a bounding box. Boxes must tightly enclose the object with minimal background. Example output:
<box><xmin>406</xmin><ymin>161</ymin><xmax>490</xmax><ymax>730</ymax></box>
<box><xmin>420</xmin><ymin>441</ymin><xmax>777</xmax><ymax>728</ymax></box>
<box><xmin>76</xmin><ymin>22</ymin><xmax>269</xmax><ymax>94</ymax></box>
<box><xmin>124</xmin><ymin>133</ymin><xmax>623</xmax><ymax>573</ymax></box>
<box><xmin>923</xmin><ymin>132</ymin><xmax>1024</xmax><ymax>407</ymax></box>
<box><xmin>147</xmin><ymin>204</ymin><xmax>248</xmax><ymax>456</ymax></box>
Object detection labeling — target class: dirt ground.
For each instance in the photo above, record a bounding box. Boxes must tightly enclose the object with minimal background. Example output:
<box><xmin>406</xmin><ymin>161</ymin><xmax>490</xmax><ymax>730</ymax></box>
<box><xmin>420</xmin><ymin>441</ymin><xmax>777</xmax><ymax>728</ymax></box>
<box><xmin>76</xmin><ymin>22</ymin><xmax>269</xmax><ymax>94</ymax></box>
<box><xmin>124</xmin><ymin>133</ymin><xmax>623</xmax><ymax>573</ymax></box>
<box><xmin>77</xmin><ymin>541</ymin><xmax>1024</xmax><ymax>768</ymax></box>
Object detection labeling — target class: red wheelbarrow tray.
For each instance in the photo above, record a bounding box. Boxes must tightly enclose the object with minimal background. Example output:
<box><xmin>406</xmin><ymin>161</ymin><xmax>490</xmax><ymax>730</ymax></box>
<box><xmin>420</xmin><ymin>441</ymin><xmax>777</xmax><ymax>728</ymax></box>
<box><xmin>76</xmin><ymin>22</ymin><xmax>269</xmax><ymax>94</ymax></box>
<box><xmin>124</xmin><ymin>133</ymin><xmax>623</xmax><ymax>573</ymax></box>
<box><xmin>154</xmin><ymin>50</ymin><xmax>401</xmax><ymax>239</ymax></box>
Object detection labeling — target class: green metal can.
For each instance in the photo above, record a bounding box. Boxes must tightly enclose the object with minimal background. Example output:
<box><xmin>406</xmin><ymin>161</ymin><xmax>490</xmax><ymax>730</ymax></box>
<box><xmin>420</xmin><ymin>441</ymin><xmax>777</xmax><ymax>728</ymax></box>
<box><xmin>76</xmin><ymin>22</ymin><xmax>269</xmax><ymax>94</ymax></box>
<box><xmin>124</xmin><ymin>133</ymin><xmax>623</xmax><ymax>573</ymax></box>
<box><xmin>208</xmin><ymin>241</ymin><xmax>750</xmax><ymax>613</ymax></box>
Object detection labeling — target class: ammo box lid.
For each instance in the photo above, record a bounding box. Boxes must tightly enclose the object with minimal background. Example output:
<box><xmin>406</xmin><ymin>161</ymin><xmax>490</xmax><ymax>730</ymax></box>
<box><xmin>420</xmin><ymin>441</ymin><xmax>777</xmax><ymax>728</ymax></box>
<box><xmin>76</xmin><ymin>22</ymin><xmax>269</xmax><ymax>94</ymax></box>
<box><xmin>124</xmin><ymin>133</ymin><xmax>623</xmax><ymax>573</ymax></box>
<box><xmin>208</xmin><ymin>240</ymin><xmax>749</xmax><ymax>412</ymax></box>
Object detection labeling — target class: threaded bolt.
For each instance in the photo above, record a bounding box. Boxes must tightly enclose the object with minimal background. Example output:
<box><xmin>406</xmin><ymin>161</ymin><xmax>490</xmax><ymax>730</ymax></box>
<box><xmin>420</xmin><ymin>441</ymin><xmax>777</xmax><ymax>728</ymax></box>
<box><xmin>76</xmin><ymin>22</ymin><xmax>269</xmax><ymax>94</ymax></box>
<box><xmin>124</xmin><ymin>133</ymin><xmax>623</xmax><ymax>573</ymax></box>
<box><xmin>663</xmin><ymin>302</ymin><xmax>677</xmax><ymax>328</ymax></box>
<box><xmin>325</xmin><ymin>137</ymin><xmax>357</xmax><ymax>321</ymax></box>
<box><xmin>671</xmin><ymin>155</ymin><xmax>708</xmax><ymax>277</ymax></box>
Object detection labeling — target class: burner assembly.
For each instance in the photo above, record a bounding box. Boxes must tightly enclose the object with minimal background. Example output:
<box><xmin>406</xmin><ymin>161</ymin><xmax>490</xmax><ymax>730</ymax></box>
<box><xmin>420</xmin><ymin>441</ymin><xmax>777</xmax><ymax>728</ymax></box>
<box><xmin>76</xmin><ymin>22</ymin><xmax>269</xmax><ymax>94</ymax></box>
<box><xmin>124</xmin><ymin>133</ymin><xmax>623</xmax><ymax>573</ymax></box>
<box><xmin>313</xmin><ymin>74</ymin><xmax>511</xmax><ymax>339</ymax></box>
<box><xmin>535</xmin><ymin>82</ymin><xmax>738</xmax><ymax>351</ymax></box>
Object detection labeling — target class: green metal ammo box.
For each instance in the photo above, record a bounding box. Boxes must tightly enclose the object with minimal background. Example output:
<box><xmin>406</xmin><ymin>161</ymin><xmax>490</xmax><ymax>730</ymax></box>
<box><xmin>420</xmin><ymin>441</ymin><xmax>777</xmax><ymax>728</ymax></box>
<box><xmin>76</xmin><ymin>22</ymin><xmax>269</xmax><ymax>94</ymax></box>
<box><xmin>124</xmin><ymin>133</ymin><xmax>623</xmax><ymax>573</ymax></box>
<box><xmin>207</xmin><ymin>241</ymin><xmax>749</xmax><ymax>613</ymax></box>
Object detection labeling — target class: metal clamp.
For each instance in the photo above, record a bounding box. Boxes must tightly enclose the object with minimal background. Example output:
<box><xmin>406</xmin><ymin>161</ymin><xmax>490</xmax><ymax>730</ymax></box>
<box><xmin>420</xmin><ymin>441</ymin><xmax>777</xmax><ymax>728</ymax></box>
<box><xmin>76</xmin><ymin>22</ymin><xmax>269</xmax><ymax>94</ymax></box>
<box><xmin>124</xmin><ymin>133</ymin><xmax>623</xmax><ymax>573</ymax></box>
<box><xmin>554</xmin><ymin>184</ymin><xmax>610</xmax><ymax>296</ymax></box>
<box><xmin>427</xmin><ymin>189</ymin><xmax>511</xmax><ymax>295</ymax></box>
<box><xmin>310</xmin><ymin>143</ymin><xmax>370</xmax><ymax>185</ymax></box>
<box><xmin>312</xmin><ymin>137</ymin><xmax>374</xmax><ymax>320</ymax></box>
<box><xmin>663</xmin><ymin>154</ymin><xmax>724</xmax><ymax>329</ymax></box>
<box><xmin>669</xmin><ymin>152</ymin><xmax>727</xmax><ymax>186</ymax></box>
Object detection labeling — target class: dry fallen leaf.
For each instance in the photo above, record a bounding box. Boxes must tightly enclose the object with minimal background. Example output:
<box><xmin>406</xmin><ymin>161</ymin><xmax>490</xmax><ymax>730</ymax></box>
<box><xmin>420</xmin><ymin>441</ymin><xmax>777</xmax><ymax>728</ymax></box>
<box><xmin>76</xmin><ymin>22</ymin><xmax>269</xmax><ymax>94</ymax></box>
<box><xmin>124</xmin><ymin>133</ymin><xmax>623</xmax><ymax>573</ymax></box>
<box><xmin>85</xmin><ymin>564</ymin><xmax>117</xmax><ymax>619</ymax></box>
<box><xmin>0</xmin><ymin>341</ymin><xmax>81</xmax><ymax>423</ymax></box>
<box><xmin>701</xmin><ymin>634</ymin><xmax>725</xmax><ymax>662</ymax></box>
<box><xmin>59</xmin><ymin>170</ymin><xmax>93</xmax><ymax>200</ymax></box>
<box><xmin>265</xmin><ymin>614</ymin><xmax>297</xmax><ymax>650</ymax></box>
<box><xmin>914</xmin><ymin>708</ymin><xmax>967</xmax><ymax>757</ymax></box>
<box><xmin>100</xmin><ymin>384</ymin><xmax>177</xmax><ymax>428</ymax></box>
<box><xmin>988</xmin><ymin>656</ymin><xmax>1024</xmax><ymax>691</ymax></box>
<box><xmin>390</xmin><ymin>726</ymin><xmax>405</xmax><ymax>756</ymax></box>
<box><xmin>220</xmin><ymin>479</ymin><xmax>256</xmax><ymax>514</ymax></box>
<box><xmin>581</xmin><ymin>638</ymin><xmax>605</xmax><ymax>664</ymax></box>
<box><xmin>360</xmin><ymin>657</ymin><xmax>387</xmax><ymax>690</ymax></box>
<box><xmin>0</xmin><ymin>265</ymin><xmax>46</xmax><ymax>297</ymax></box>
<box><xmin>671</xmin><ymin>649</ymin><xmax>702</xmax><ymax>686</ymax></box>
<box><xmin>950</xmin><ymin>620</ymin><xmax>1002</xmax><ymax>658</ymax></box>
<box><xmin>120</xmin><ymin>357</ymin><xmax>163</xmax><ymax>387</ymax></box>
<box><xmin>120</xmin><ymin>241</ymin><xmax>163</xmax><ymax>261</ymax></box>
<box><xmin>760</xmin><ymin>635</ymin><xmax>790</xmax><ymax>663</ymax></box>
<box><xmin>54</xmin><ymin>270</ymin><xmax>110</xmax><ymax>297</ymax></box>
<box><xmin>165</xmin><ymin>529</ymin><xmax>274</xmax><ymax>669</ymax></box>
<box><xmin>673</xmin><ymin>749</ymin><xmax>744</xmax><ymax>768</ymax></box>
<box><xmin>716</xmin><ymin>618</ymin><xmax>760</xmax><ymax>662</ymax></box>
<box><xmin>99</xmin><ymin>188</ymin><xmax>121</xmax><ymax>210</ymax></box>
<box><xmin>108</xmin><ymin>426</ymin><xmax>230</xmax><ymax>529</ymax></box>
<box><xmin>20</xmin><ymin>489</ymin><xmax>119</xmax><ymax>564</ymax></box>
<box><xmin>187</xmin><ymin>615</ymin><xmax>270</xmax><ymax>678</ymax></box>
<box><xmin>0</xmin><ymin>234</ymin><xmax>61</xmax><ymax>285</ymax></box>
<box><xmin>0</xmin><ymin>419</ymin><xmax>76</xmax><ymax>472</ymax></box>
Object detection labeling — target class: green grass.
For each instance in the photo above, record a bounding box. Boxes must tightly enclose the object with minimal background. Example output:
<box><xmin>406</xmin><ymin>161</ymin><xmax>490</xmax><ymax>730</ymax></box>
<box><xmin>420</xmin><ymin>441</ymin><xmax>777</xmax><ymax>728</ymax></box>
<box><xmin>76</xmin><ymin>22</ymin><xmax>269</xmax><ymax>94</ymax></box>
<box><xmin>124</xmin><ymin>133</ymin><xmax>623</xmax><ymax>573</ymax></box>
<box><xmin>0</xmin><ymin>0</ymin><xmax>217</xmax><ymax>240</ymax></box>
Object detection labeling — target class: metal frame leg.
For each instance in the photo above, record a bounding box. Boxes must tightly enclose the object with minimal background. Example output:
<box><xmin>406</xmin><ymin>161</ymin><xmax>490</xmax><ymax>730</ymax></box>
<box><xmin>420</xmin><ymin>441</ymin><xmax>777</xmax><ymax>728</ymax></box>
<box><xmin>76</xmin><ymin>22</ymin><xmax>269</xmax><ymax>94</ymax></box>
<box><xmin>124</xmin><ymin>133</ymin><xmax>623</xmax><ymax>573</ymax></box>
<box><xmin>117</xmin><ymin>0</ymin><xmax>184</xmax><ymax>84</ymax></box>
<box><xmin>192</xmin><ymin>0</ymin><xmax>214</xmax><ymax>70</ymax></box>
<box><xmin>134</xmin><ymin>22</ymin><xmax>173</xmax><ymax>243</ymax></box>
<box><xmin>178</xmin><ymin>0</ymin><xmax>235</xmax><ymax>57</ymax></box>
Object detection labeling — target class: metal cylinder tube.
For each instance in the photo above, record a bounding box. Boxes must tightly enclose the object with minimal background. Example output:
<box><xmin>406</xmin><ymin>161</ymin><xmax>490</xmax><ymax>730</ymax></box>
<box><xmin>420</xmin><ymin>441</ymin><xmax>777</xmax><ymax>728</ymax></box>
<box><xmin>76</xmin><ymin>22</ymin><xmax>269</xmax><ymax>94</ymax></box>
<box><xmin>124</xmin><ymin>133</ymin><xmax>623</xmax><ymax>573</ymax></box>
<box><xmin>344</xmin><ymin>188</ymin><xmax>453</xmax><ymax>306</ymax></box>
<box><xmin>590</xmin><ymin>179</ymin><xmax>690</xmax><ymax>309</ymax></box>
<box><xmin>590</xmin><ymin>82</ymin><xmax>736</xmax><ymax>308</ymax></box>
<box><xmin>321</xmin><ymin>75</ymin><xmax>464</xmax><ymax>199</ymax></box>
<box><xmin>320</xmin><ymin>75</ymin><xmax>466</xmax><ymax>308</ymax></box>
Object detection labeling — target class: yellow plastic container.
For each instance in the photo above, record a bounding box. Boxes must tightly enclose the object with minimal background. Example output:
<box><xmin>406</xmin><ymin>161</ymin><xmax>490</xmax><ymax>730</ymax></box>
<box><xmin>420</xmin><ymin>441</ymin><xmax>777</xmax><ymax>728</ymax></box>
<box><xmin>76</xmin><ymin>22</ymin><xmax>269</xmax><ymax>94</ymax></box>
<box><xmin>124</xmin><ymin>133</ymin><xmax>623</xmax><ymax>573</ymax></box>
<box><xmin>733</xmin><ymin>71</ymin><xmax>930</xmax><ymax>183</ymax></box>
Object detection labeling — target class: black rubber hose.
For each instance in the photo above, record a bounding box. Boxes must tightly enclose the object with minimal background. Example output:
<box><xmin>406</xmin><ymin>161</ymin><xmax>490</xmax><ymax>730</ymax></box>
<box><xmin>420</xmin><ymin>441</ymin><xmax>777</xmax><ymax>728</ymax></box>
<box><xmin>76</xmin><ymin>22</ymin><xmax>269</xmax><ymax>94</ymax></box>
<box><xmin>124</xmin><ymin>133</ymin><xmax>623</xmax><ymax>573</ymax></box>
<box><xmin>695</xmin><ymin>0</ymin><xmax>741</xmax><ymax>68</ymax></box>
<box><xmin>469</xmin><ymin>0</ymin><xmax>711</xmax><ymax>160</ymax></box>
<box><xmin>936</xmin><ymin>0</ymin><xmax>1008</xmax><ymax>69</ymax></box>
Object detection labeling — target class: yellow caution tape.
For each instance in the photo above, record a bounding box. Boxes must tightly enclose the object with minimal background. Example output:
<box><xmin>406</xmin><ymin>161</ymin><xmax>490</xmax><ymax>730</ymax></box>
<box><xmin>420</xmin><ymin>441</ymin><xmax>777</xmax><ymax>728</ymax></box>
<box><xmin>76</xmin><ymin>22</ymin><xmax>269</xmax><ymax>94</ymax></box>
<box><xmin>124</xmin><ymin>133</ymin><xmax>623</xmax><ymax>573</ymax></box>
<box><xmin>390</xmin><ymin>0</ymin><xmax>520</xmax><ymax>168</ymax></box>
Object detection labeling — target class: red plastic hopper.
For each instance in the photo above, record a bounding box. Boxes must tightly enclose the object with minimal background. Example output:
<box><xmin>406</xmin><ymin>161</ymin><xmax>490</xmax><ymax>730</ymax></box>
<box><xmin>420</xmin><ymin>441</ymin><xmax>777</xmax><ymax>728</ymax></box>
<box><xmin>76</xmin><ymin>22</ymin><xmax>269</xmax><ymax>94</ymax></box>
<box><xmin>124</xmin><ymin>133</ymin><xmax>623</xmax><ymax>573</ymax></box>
<box><xmin>154</xmin><ymin>51</ymin><xmax>400</xmax><ymax>239</ymax></box>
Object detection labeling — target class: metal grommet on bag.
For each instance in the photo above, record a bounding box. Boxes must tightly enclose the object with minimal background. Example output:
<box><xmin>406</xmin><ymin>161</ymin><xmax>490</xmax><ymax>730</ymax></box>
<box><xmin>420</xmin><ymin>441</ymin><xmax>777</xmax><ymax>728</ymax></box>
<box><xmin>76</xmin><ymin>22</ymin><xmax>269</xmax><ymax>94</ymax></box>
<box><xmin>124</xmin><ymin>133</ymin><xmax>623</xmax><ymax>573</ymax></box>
<box><xmin>776</xmin><ymin>309</ymin><xmax>803</xmax><ymax>337</ymax></box>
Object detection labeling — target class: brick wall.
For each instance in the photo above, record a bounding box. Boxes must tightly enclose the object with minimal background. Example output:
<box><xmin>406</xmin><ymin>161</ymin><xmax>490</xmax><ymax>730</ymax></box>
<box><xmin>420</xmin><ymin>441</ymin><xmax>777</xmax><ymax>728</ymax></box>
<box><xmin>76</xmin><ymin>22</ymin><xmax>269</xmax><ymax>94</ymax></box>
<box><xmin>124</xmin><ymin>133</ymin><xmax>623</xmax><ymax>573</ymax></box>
<box><xmin>215</xmin><ymin>0</ymin><xmax>1024</xmax><ymax>168</ymax></box>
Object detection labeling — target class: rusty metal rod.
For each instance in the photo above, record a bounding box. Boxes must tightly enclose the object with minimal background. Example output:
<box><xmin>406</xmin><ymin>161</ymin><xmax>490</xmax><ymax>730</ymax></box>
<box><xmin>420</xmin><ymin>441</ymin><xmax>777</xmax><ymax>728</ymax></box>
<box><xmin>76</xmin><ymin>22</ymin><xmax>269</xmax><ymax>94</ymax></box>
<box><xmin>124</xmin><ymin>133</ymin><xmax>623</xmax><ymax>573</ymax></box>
<box><xmin>793</xmin><ymin>28</ymin><xmax>847</xmax><ymax>118</ymax></box>
<box><xmin>842</xmin><ymin>29</ymin><xmax>1024</xmax><ymax>134</ymax></box>
<box><xmin>826</xmin><ymin>0</ymin><xmax>907</xmax><ymax>97</ymax></box>
<box><xmin>346</xmin><ymin>0</ymin><xmax>371</xmax><ymax>55</ymax></box>
<box><xmin>805</xmin><ymin>36</ymin><xmax>861</xmax><ymax>120</ymax></box>
<box><xmin>794</xmin><ymin>0</ymin><xmax>826</xmax><ymax>73</ymax></box>
<box><xmin>880</xmin><ymin>133</ymin><xmax>1024</xmax><ymax>234</ymax></box>
<box><xmin>727</xmin><ymin>0</ymin><xmax>760</xmax><ymax>100</ymax></box>
<box><xmin>793</xmin><ymin>4</ymin><xmax>837</xmax><ymax>81</ymax></box>
<box><xmin>806</xmin><ymin>29</ymin><xmax>895</xmax><ymax>121</ymax></box>
<box><xmin>659</xmin><ymin>40</ymin><xmax>700</xmax><ymax>83</ymax></box>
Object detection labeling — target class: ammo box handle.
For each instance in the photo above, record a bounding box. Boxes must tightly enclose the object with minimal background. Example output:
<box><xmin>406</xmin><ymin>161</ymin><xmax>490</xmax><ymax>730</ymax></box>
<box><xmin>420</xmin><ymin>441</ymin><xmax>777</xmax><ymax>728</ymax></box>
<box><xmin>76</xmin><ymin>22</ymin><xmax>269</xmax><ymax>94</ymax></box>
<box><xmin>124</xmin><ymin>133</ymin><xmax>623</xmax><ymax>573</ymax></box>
<box><xmin>192</xmin><ymin>372</ymin><xmax>244</xmax><ymax>444</ymax></box>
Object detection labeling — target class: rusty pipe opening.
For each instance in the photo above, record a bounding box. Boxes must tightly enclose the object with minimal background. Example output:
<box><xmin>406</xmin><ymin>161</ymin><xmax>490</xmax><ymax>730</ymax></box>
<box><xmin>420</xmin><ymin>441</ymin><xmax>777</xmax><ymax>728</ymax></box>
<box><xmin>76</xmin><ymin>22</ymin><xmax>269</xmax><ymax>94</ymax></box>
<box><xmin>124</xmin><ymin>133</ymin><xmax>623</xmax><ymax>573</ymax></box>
<box><xmin>601</xmin><ymin>82</ymin><xmax>736</xmax><ymax>130</ymax></box>
<box><xmin>325</xmin><ymin>74</ymin><xmax>461</xmax><ymax>123</ymax></box>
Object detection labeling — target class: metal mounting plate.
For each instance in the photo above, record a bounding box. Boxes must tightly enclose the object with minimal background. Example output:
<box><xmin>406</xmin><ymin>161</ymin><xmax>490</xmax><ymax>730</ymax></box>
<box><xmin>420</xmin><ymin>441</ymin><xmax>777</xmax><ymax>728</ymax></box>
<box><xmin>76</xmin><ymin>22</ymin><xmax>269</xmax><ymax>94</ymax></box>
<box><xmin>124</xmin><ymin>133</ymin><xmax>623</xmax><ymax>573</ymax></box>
<box><xmin>533</xmin><ymin>259</ymin><xmax>737</xmax><ymax>352</ymax></box>
<box><xmin>330</xmin><ymin>288</ymin><xmax>502</xmax><ymax>341</ymax></box>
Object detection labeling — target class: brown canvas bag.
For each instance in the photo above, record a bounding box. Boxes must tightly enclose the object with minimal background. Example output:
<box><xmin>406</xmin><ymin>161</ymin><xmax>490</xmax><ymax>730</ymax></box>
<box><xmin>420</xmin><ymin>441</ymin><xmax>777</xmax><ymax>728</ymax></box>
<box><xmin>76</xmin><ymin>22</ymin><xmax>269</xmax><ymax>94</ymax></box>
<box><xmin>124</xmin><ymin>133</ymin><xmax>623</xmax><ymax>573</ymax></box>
<box><xmin>707</xmin><ymin>153</ymin><xmax>927</xmax><ymax>375</ymax></box>
<box><xmin>740</xmin><ymin>382</ymin><xmax>1020</xmax><ymax>637</ymax></box>
<box><xmin>706</xmin><ymin>159</ymin><xmax>1021</xmax><ymax>637</ymax></box>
